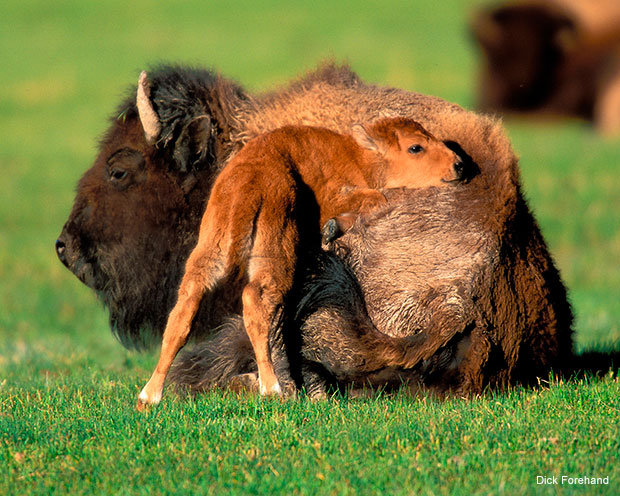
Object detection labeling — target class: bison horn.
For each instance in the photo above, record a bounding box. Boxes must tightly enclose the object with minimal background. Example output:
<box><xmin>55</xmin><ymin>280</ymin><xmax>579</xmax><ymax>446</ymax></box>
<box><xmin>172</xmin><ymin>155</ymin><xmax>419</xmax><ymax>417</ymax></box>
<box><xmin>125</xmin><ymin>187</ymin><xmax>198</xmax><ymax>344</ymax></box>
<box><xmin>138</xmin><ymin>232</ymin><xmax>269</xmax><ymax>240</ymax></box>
<box><xmin>137</xmin><ymin>71</ymin><xmax>161</xmax><ymax>145</ymax></box>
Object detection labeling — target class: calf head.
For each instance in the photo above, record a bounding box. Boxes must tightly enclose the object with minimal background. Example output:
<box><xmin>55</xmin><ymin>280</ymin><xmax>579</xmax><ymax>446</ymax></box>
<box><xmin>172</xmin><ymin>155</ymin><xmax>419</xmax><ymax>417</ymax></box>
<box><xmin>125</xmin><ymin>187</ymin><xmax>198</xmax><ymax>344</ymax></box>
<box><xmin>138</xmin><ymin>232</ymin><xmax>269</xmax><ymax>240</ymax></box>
<box><xmin>353</xmin><ymin>117</ymin><xmax>476</xmax><ymax>188</ymax></box>
<box><xmin>56</xmin><ymin>66</ymin><xmax>248</xmax><ymax>348</ymax></box>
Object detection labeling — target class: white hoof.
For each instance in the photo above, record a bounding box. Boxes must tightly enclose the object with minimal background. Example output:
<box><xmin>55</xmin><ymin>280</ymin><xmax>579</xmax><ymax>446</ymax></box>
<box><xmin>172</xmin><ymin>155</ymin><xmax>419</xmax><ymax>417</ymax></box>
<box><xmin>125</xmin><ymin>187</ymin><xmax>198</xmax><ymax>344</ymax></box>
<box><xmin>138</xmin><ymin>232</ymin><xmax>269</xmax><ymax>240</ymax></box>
<box><xmin>259</xmin><ymin>380</ymin><xmax>282</xmax><ymax>396</ymax></box>
<box><xmin>138</xmin><ymin>385</ymin><xmax>162</xmax><ymax>406</ymax></box>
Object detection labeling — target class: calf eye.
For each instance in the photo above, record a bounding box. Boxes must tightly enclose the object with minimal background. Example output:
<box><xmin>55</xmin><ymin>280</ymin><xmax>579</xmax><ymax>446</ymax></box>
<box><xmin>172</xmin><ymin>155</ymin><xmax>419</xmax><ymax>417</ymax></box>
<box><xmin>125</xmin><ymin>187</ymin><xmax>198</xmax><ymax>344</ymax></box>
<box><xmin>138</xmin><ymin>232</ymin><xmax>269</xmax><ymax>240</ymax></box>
<box><xmin>408</xmin><ymin>145</ymin><xmax>424</xmax><ymax>154</ymax></box>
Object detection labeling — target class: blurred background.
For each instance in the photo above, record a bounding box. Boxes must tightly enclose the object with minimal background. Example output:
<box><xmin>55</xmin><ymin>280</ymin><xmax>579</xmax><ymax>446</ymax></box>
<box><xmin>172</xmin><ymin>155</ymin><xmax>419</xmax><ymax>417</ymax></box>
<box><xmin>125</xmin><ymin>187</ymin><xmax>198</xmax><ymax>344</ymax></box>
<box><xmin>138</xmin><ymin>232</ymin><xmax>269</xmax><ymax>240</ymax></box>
<box><xmin>1</xmin><ymin>0</ymin><xmax>618</xmax><ymax>375</ymax></box>
<box><xmin>472</xmin><ymin>0</ymin><xmax>620</xmax><ymax>135</ymax></box>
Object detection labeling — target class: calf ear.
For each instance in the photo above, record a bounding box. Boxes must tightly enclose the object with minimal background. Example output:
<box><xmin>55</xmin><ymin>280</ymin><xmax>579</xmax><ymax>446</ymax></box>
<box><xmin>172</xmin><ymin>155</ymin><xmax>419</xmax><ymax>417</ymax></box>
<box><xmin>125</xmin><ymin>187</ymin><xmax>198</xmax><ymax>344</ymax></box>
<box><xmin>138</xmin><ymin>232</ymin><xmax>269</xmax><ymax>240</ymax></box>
<box><xmin>351</xmin><ymin>124</ymin><xmax>379</xmax><ymax>152</ymax></box>
<box><xmin>172</xmin><ymin>115</ymin><xmax>215</xmax><ymax>173</ymax></box>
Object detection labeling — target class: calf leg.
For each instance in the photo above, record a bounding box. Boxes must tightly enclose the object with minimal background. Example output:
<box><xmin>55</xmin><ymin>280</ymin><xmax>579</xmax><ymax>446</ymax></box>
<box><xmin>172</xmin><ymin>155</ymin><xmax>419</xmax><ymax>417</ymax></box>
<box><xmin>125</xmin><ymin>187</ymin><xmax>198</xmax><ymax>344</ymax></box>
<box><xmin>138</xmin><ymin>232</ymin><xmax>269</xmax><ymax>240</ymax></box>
<box><xmin>321</xmin><ymin>214</ymin><xmax>357</xmax><ymax>245</ymax></box>
<box><xmin>137</xmin><ymin>235</ymin><xmax>226</xmax><ymax>409</ymax></box>
<box><xmin>337</xmin><ymin>188</ymin><xmax>387</xmax><ymax>216</ymax></box>
<box><xmin>322</xmin><ymin>188</ymin><xmax>387</xmax><ymax>244</ymax></box>
<box><xmin>137</xmin><ymin>276</ymin><xmax>204</xmax><ymax>409</ymax></box>
<box><xmin>241</xmin><ymin>213</ymin><xmax>298</xmax><ymax>396</ymax></box>
<box><xmin>242</xmin><ymin>275</ymin><xmax>284</xmax><ymax>395</ymax></box>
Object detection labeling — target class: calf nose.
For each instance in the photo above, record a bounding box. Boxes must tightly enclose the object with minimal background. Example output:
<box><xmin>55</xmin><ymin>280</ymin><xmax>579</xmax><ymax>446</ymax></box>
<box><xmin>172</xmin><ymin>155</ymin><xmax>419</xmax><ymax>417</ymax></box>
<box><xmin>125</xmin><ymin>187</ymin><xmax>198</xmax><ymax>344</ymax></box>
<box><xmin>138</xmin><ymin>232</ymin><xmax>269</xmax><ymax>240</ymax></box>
<box><xmin>55</xmin><ymin>238</ymin><xmax>68</xmax><ymax>266</ymax></box>
<box><xmin>453</xmin><ymin>161</ymin><xmax>465</xmax><ymax>180</ymax></box>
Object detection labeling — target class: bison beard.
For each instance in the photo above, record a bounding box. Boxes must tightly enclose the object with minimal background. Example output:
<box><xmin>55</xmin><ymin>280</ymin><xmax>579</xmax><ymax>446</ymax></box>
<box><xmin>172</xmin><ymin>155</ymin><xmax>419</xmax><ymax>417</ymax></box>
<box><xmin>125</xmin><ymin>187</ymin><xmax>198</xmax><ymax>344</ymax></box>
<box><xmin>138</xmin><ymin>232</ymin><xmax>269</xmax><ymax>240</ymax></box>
<box><xmin>57</xmin><ymin>62</ymin><xmax>573</xmax><ymax>397</ymax></box>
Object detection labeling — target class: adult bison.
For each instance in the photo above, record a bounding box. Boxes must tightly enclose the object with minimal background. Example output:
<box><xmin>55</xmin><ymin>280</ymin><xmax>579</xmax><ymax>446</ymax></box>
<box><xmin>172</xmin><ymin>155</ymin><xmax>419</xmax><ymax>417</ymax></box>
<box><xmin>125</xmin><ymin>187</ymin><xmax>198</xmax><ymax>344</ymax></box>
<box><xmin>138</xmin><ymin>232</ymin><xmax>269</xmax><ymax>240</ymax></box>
<box><xmin>56</xmin><ymin>63</ymin><xmax>573</xmax><ymax>398</ymax></box>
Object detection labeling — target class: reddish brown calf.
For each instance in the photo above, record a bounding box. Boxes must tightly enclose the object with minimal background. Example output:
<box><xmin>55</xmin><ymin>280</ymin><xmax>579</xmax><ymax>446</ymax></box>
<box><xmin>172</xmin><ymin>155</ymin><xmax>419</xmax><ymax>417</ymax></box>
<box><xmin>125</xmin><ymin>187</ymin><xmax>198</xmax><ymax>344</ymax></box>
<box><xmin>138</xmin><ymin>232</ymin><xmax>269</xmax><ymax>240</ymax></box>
<box><xmin>138</xmin><ymin>117</ymin><xmax>465</xmax><ymax>407</ymax></box>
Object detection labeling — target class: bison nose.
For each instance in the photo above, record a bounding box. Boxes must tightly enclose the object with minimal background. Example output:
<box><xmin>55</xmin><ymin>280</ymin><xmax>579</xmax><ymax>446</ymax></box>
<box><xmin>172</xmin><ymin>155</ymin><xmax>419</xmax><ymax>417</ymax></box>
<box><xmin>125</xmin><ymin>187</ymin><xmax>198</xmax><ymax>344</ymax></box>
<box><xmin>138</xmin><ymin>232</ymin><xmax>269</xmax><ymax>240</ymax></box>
<box><xmin>56</xmin><ymin>238</ymin><xmax>68</xmax><ymax>266</ymax></box>
<box><xmin>453</xmin><ymin>161</ymin><xmax>466</xmax><ymax>181</ymax></box>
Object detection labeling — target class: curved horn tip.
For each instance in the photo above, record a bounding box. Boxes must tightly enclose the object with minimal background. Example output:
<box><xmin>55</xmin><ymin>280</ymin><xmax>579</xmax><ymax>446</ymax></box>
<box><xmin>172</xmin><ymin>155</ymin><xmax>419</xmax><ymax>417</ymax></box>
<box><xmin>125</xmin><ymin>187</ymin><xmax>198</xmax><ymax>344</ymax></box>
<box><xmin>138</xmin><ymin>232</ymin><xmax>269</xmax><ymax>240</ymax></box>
<box><xmin>136</xmin><ymin>70</ymin><xmax>161</xmax><ymax>145</ymax></box>
<box><xmin>138</xmin><ymin>70</ymin><xmax>148</xmax><ymax>87</ymax></box>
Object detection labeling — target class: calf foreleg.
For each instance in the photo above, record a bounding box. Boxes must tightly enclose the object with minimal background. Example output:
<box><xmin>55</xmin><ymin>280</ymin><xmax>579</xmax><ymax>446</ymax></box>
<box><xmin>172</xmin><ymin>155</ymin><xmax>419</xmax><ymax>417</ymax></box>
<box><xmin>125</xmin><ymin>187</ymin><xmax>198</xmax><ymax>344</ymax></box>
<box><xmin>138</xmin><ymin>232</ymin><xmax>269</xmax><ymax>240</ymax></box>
<box><xmin>322</xmin><ymin>188</ymin><xmax>387</xmax><ymax>244</ymax></box>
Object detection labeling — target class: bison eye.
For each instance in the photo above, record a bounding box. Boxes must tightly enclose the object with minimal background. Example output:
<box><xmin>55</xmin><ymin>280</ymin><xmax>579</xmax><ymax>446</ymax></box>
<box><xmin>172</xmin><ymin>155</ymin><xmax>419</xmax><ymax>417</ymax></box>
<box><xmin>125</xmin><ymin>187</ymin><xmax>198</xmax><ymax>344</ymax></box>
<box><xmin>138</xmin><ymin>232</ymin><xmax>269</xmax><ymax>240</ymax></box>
<box><xmin>408</xmin><ymin>145</ymin><xmax>424</xmax><ymax>154</ymax></box>
<box><xmin>106</xmin><ymin>148</ymin><xmax>144</xmax><ymax>187</ymax></box>
<box><xmin>109</xmin><ymin>169</ymin><xmax>128</xmax><ymax>181</ymax></box>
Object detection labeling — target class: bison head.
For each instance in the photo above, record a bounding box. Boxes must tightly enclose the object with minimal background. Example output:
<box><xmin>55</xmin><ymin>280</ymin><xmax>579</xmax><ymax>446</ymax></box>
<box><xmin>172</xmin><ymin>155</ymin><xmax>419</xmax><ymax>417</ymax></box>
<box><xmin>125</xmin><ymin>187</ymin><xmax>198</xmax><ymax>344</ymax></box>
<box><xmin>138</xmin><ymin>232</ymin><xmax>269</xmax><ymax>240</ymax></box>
<box><xmin>56</xmin><ymin>66</ymin><xmax>248</xmax><ymax>348</ymax></box>
<box><xmin>472</xmin><ymin>3</ymin><xmax>576</xmax><ymax>111</ymax></box>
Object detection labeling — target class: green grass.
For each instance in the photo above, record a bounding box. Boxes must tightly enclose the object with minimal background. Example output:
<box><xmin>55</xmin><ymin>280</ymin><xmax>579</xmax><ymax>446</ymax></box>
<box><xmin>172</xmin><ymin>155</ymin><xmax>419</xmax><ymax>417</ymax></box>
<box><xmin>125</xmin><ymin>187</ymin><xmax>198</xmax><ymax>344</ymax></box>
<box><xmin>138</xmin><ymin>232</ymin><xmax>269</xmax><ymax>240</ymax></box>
<box><xmin>1</xmin><ymin>1</ymin><xmax>618</xmax><ymax>494</ymax></box>
<box><xmin>2</xmin><ymin>373</ymin><xmax>618</xmax><ymax>495</ymax></box>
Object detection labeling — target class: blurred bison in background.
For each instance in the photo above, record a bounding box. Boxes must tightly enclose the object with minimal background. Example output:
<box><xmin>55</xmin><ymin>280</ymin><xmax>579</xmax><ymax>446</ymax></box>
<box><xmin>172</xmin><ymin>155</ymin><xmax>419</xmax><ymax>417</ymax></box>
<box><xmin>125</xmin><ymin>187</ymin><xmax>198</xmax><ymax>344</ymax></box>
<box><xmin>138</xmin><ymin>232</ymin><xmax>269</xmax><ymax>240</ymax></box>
<box><xmin>56</xmin><ymin>63</ymin><xmax>573</xmax><ymax>397</ymax></box>
<box><xmin>472</xmin><ymin>0</ymin><xmax>620</xmax><ymax>135</ymax></box>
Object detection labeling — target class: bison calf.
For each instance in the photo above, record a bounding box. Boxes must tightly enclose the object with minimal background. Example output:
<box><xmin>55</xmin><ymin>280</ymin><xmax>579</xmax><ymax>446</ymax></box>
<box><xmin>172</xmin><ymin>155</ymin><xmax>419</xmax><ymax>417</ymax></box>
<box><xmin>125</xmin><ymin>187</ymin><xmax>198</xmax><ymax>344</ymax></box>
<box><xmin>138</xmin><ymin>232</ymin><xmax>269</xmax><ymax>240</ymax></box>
<box><xmin>137</xmin><ymin>117</ymin><xmax>467</xmax><ymax>407</ymax></box>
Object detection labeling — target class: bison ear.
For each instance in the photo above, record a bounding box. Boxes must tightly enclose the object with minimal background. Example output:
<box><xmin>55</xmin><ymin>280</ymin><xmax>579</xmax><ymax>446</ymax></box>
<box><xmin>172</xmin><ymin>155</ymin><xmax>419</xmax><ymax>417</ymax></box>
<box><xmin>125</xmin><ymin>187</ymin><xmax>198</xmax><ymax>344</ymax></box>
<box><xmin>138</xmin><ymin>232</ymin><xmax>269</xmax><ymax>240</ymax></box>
<box><xmin>136</xmin><ymin>71</ymin><xmax>162</xmax><ymax>145</ymax></box>
<box><xmin>351</xmin><ymin>123</ymin><xmax>379</xmax><ymax>152</ymax></box>
<box><xmin>172</xmin><ymin>115</ymin><xmax>215</xmax><ymax>173</ymax></box>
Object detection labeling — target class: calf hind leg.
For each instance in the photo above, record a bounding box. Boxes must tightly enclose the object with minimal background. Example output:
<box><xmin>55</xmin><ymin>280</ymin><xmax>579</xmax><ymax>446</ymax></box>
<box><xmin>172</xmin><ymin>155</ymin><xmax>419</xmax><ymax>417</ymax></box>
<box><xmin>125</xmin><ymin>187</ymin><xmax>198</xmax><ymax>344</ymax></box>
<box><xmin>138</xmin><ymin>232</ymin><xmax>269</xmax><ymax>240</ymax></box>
<box><xmin>242</xmin><ymin>269</ymin><xmax>287</xmax><ymax>396</ymax></box>
<box><xmin>137</xmin><ymin>244</ymin><xmax>224</xmax><ymax>409</ymax></box>
<box><xmin>137</xmin><ymin>277</ymin><xmax>205</xmax><ymax>409</ymax></box>
<box><xmin>240</xmin><ymin>199</ymin><xmax>299</xmax><ymax>396</ymax></box>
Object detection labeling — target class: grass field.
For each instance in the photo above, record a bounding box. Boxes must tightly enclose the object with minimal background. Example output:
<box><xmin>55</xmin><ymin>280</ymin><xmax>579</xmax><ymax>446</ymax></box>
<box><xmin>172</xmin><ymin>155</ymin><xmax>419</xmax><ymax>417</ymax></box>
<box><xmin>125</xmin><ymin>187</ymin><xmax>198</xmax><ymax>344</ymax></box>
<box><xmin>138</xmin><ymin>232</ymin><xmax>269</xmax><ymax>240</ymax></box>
<box><xmin>1</xmin><ymin>1</ymin><xmax>619</xmax><ymax>494</ymax></box>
